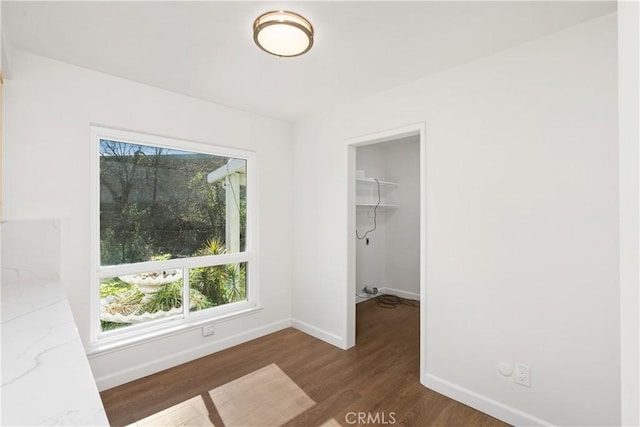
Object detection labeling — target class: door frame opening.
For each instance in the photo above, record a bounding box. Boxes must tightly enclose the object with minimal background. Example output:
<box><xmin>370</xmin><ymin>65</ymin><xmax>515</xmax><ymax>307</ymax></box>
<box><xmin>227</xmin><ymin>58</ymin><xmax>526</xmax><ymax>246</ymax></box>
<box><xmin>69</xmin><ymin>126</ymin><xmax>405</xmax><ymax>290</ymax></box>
<box><xmin>345</xmin><ymin>122</ymin><xmax>427</xmax><ymax>384</ymax></box>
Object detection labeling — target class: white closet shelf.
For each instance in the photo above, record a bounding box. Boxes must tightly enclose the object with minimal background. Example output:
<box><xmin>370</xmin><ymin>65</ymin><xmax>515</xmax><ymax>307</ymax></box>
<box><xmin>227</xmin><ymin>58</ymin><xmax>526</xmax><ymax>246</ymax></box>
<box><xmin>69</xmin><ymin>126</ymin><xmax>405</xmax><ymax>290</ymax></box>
<box><xmin>356</xmin><ymin>178</ymin><xmax>399</xmax><ymax>186</ymax></box>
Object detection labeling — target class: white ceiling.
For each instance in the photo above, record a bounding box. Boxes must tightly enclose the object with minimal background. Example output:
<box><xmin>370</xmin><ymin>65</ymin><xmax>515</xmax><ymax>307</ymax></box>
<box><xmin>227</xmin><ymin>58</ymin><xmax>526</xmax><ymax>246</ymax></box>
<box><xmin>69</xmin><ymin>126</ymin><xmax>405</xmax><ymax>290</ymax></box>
<box><xmin>2</xmin><ymin>1</ymin><xmax>616</xmax><ymax>122</ymax></box>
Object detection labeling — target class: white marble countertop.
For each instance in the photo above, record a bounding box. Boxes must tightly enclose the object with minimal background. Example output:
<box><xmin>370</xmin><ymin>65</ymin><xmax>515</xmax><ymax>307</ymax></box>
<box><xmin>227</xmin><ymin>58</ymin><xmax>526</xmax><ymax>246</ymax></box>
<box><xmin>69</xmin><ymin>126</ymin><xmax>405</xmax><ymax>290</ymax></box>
<box><xmin>1</xmin><ymin>269</ymin><xmax>109</xmax><ymax>426</ymax></box>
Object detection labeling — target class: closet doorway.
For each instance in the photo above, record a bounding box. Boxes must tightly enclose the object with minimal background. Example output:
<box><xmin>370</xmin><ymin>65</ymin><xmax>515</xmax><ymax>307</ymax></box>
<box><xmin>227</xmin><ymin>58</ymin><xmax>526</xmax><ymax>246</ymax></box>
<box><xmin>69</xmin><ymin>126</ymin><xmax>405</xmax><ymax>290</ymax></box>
<box><xmin>346</xmin><ymin>123</ymin><xmax>426</xmax><ymax>383</ymax></box>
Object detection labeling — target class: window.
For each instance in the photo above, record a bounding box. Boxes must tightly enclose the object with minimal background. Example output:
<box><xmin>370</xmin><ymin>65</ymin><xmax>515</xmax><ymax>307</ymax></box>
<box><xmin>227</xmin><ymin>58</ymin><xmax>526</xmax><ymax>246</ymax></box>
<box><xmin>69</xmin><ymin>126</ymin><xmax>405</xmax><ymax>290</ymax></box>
<box><xmin>90</xmin><ymin>127</ymin><xmax>256</xmax><ymax>349</ymax></box>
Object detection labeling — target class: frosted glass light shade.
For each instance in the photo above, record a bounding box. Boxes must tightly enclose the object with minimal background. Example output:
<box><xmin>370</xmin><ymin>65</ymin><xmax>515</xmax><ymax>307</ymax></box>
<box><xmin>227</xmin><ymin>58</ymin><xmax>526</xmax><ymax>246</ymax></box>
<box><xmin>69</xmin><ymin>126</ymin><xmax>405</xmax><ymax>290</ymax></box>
<box><xmin>253</xmin><ymin>11</ymin><xmax>314</xmax><ymax>57</ymax></box>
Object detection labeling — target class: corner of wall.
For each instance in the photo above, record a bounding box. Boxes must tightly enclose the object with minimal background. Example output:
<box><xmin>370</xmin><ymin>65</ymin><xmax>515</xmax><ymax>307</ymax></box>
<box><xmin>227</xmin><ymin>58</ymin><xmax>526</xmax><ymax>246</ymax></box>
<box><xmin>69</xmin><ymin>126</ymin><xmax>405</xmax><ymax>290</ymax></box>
<box><xmin>423</xmin><ymin>373</ymin><xmax>552</xmax><ymax>427</ymax></box>
<box><xmin>290</xmin><ymin>318</ymin><xmax>346</xmax><ymax>349</ymax></box>
<box><xmin>91</xmin><ymin>318</ymin><xmax>292</xmax><ymax>390</ymax></box>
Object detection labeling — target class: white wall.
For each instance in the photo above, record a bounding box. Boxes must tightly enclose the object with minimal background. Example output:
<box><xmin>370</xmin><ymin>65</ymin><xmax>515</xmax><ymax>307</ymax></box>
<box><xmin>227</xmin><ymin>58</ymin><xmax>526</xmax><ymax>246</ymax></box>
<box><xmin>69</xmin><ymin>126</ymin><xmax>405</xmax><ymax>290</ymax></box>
<box><xmin>355</xmin><ymin>144</ymin><xmax>388</xmax><ymax>300</ymax></box>
<box><xmin>292</xmin><ymin>14</ymin><xmax>619</xmax><ymax>426</ymax></box>
<box><xmin>1</xmin><ymin>220</ymin><xmax>60</xmax><ymax>280</ymax></box>
<box><xmin>2</xmin><ymin>51</ymin><xmax>294</xmax><ymax>389</ymax></box>
<box><xmin>618</xmin><ymin>1</ymin><xmax>640</xmax><ymax>425</ymax></box>
<box><xmin>384</xmin><ymin>138</ymin><xmax>420</xmax><ymax>298</ymax></box>
<box><xmin>356</xmin><ymin>137</ymin><xmax>420</xmax><ymax>300</ymax></box>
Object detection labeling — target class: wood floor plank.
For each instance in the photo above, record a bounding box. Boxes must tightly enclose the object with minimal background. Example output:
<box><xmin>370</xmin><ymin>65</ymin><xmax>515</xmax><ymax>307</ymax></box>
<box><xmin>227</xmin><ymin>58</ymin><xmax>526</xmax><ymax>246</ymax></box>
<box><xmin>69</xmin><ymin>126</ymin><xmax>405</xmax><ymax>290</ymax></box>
<box><xmin>101</xmin><ymin>299</ymin><xmax>510</xmax><ymax>427</ymax></box>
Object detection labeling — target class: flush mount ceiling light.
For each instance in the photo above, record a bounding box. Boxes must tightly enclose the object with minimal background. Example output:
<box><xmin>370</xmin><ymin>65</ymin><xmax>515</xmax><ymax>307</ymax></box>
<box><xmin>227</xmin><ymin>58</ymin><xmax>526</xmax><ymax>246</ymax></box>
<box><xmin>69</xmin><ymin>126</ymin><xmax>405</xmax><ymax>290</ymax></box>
<box><xmin>253</xmin><ymin>10</ymin><xmax>314</xmax><ymax>57</ymax></box>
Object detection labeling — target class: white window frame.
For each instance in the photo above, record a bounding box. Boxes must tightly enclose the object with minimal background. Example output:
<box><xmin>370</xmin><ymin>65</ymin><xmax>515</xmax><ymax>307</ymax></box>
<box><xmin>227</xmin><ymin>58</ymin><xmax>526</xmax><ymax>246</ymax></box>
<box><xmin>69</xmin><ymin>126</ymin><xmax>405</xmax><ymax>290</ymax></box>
<box><xmin>89</xmin><ymin>126</ymin><xmax>259</xmax><ymax>353</ymax></box>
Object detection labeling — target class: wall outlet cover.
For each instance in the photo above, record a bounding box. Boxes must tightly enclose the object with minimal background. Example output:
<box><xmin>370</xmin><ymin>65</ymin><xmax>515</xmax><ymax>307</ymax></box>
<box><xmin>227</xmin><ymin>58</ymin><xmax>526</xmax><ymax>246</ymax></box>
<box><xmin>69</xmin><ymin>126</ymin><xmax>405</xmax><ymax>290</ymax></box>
<box><xmin>202</xmin><ymin>323</ymin><xmax>215</xmax><ymax>337</ymax></box>
<box><xmin>515</xmin><ymin>363</ymin><xmax>530</xmax><ymax>387</ymax></box>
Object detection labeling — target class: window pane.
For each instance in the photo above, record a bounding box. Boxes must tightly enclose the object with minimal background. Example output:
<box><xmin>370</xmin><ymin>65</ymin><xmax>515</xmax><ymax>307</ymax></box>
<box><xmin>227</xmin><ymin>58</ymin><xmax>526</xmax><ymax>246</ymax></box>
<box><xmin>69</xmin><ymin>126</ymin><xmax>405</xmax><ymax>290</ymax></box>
<box><xmin>99</xmin><ymin>139</ymin><xmax>247</xmax><ymax>266</ymax></box>
<box><xmin>99</xmin><ymin>263</ymin><xmax>247</xmax><ymax>331</ymax></box>
<box><xmin>189</xmin><ymin>262</ymin><xmax>247</xmax><ymax>313</ymax></box>
<box><xmin>99</xmin><ymin>270</ymin><xmax>185</xmax><ymax>332</ymax></box>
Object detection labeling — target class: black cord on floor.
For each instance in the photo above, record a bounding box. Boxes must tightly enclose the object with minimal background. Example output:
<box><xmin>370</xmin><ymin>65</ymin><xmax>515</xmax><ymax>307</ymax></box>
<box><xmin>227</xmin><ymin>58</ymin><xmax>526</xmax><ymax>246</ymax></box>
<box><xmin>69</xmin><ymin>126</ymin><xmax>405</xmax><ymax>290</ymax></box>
<box><xmin>374</xmin><ymin>293</ymin><xmax>418</xmax><ymax>309</ymax></box>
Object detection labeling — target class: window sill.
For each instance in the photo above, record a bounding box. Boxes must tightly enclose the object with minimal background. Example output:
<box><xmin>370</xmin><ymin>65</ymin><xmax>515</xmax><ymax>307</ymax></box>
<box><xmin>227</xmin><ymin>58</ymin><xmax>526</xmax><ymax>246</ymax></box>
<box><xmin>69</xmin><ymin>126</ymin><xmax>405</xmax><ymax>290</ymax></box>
<box><xmin>87</xmin><ymin>304</ymin><xmax>262</xmax><ymax>358</ymax></box>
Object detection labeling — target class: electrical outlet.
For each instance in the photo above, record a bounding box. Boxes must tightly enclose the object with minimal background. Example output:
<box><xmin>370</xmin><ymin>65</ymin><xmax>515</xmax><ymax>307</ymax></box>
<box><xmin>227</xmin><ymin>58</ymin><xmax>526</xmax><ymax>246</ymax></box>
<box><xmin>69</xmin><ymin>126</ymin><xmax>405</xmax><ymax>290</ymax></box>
<box><xmin>515</xmin><ymin>363</ymin><xmax>530</xmax><ymax>387</ymax></box>
<box><xmin>202</xmin><ymin>323</ymin><xmax>215</xmax><ymax>337</ymax></box>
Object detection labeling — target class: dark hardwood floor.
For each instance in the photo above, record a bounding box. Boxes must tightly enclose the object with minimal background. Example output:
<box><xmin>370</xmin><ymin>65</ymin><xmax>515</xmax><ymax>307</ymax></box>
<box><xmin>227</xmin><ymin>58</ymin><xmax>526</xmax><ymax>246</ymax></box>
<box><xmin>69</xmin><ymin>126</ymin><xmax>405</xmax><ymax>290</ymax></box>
<box><xmin>100</xmin><ymin>298</ymin><xmax>510</xmax><ymax>426</ymax></box>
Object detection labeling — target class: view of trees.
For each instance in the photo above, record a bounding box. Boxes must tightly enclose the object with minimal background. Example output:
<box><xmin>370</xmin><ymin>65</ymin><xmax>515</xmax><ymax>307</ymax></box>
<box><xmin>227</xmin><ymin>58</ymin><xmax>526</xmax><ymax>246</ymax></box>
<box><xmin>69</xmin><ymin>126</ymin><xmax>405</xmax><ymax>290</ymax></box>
<box><xmin>98</xmin><ymin>139</ymin><xmax>247</xmax><ymax>332</ymax></box>
<box><xmin>100</xmin><ymin>139</ymin><xmax>246</xmax><ymax>265</ymax></box>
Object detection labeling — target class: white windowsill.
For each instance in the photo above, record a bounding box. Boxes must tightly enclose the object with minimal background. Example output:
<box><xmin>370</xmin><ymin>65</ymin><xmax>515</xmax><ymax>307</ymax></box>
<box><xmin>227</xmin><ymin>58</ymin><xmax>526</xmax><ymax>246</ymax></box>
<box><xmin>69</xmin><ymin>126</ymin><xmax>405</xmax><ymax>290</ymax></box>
<box><xmin>87</xmin><ymin>304</ymin><xmax>263</xmax><ymax>358</ymax></box>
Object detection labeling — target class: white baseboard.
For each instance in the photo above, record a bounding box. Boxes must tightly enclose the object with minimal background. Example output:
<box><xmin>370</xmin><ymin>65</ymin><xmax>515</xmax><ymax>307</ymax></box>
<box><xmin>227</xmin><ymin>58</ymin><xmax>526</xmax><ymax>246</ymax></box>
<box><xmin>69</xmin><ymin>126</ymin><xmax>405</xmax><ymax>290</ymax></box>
<box><xmin>379</xmin><ymin>287</ymin><xmax>420</xmax><ymax>301</ymax></box>
<box><xmin>356</xmin><ymin>294</ymin><xmax>375</xmax><ymax>304</ymax></box>
<box><xmin>423</xmin><ymin>373</ymin><xmax>551</xmax><ymax>426</ymax></box>
<box><xmin>291</xmin><ymin>318</ymin><xmax>345</xmax><ymax>349</ymax></box>
<box><xmin>93</xmin><ymin>318</ymin><xmax>291</xmax><ymax>390</ymax></box>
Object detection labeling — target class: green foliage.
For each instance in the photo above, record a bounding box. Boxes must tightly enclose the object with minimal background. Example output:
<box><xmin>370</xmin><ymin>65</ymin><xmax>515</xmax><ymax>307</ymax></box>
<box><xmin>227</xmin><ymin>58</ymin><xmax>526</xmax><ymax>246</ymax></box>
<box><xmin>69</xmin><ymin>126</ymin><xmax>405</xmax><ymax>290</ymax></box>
<box><xmin>190</xmin><ymin>239</ymin><xmax>227</xmax><ymax>306</ymax></box>
<box><xmin>150</xmin><ymin>253</ymin><xmax>172</xmax><ymax>261</ymax></box>
<box><xmin>99</xmin><ymin>239</ymin><xmax>245</xmax><ymax>333</ymax></box>
<box><xmin>100</xmin><ymin>287</ymin><xmax>144</xmax><ymax>331</ymax></box>
<box><xmin>198</xmin><ymin>239</ymin><xmax>227</xmax><ymax>256</ymax></box>
<box><xmin>190</xmin><ymin>265</ymin><xmax>227</xmax><ymax>307</ymax></box>
<box><xmin>189</xmin><ymin>239</ymin><xmax>246</xmax><ymax>306</ymax></box>
<box><xmin>100</xmin><ymin>279</ymin><xmax>213</xmax><ymax>332</ymax></box>
<box><xmin>141</xmin><ymin>281</ymin><xmax>213</xmax><ymax>313</ymax></box>
<box><xmin>100</xmin><ymin>204</ymin><xmax>153</xmax><ymax>265</ymax></box>
<box><xmin>100</xmin><ymin>227</ymin><xmax>119</xmax><ymax>266</ymax></box>
<box><xmin>185</xmin><ymin>171</ymin><xmax>227</xmax><ymax>249</ymax></box>
<box><xmin>101</xmin><ymin>321</ymin><xmax>126</xmax><ymax>331</ymax></box>
<box><xmin>225</xmin><ymin>262</ymin><xmax>246</xmax><ymax>303</ymax></box>
<box><xmin>189</xmin><ymin>287</ymin><xmax>214</xmax><ymax>311</ymax></box>
<box><xmin>99</xmin><ymin>141</ymin><xmax>243</xmax><ymax>263</ymax></box>
<box><xmin>142</xmin><ymin>282</ymin><xmax>182</xmax><ymax>313</ymax></box>
<box><xmin>100</xmin><ymin>277</ymin><xmax>133</xmax><ymax>298</ymax></box>
<box><xmin>103</xmin><ymin>288</ymin><xmax>144</xmax><ymax>315</ymax></box>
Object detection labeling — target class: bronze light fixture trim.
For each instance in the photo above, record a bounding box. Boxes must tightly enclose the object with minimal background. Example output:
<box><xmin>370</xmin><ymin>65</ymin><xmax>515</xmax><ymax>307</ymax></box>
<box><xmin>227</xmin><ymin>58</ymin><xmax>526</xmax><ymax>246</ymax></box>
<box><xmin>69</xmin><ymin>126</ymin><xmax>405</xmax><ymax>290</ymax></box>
<box><xmin>253</xmin><ymin>10</ymin><xmax>314</xmax><ymax>57</ymax></box>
